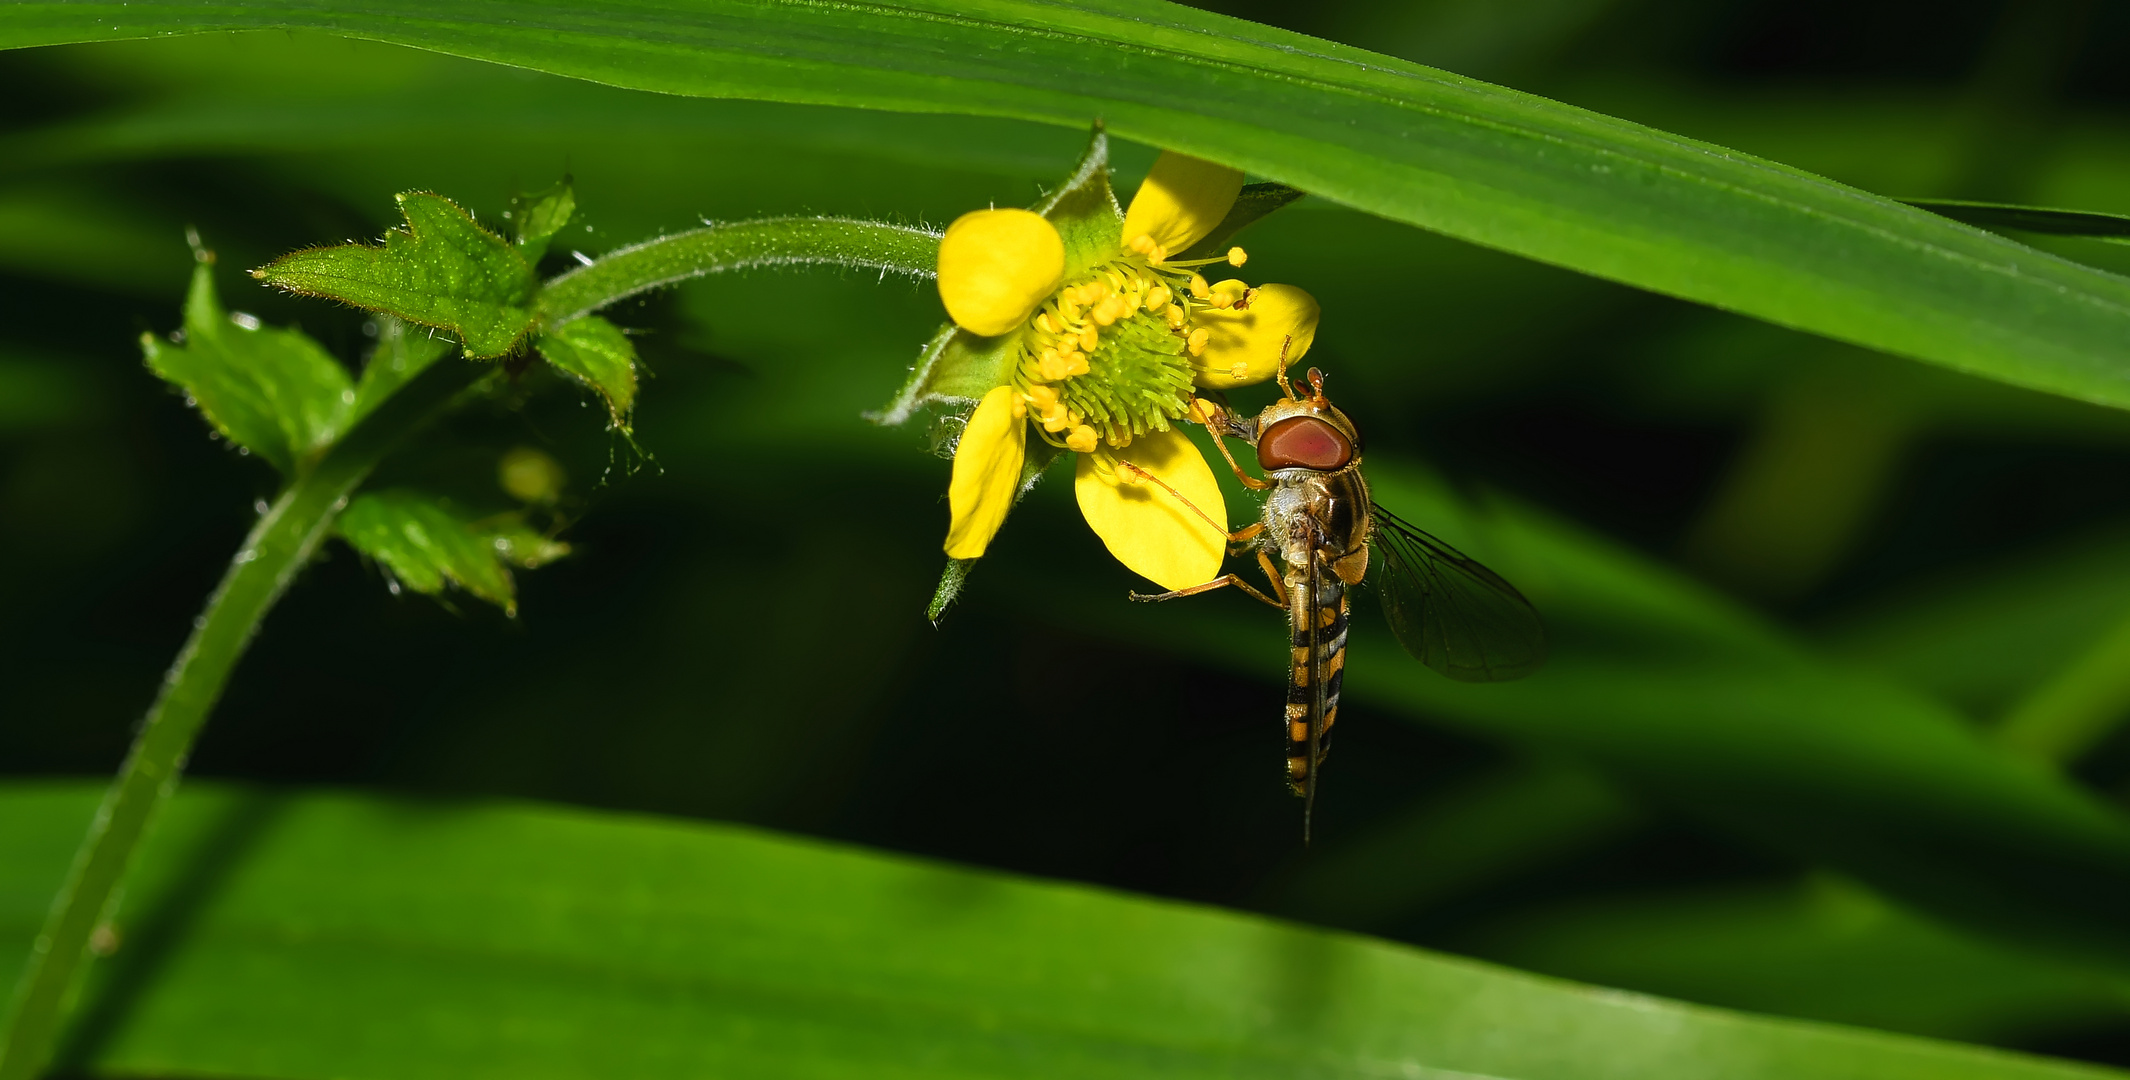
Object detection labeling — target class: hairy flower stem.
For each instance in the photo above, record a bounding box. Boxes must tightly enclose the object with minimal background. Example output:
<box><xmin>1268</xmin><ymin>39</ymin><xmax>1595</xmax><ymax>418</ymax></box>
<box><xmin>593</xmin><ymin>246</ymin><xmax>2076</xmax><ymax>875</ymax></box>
<box><xmin>536</xmin><ymin>217</ymin><xmax>940</xmax><ymax>324</ymax></box>
<box><xmin>0</xmin><ymin>357</ymin><xmax>491</xmax><ymax>1080</ymax></box>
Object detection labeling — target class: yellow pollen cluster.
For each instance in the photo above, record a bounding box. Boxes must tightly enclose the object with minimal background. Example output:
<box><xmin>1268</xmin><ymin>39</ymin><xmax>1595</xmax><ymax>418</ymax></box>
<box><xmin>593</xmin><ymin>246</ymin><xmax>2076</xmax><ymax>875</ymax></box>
<box><xmin>1010</xmin><ymin>239</ymin><xmax>1261</xmax><ymax>457</ymax></box>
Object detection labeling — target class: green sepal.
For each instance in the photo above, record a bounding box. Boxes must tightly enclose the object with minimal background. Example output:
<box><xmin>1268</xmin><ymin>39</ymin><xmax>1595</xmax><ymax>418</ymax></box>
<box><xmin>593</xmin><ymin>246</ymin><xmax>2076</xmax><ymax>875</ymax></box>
<box><xmin>870</xmin><ymin>126</ymin><xmax>1122</xmax><ymax>428</ymax></box>
<box><xmin>1035</xmin><ymin>124</ymin><xmax>1123</xmax><ymax>281</ymax></box>
<box><xmin>351</xmin><ymin>317</ymin><xmax>455</xmax><ymax>424</ymax></box>
<box><xmin>1178</xmin><ymin>182</ymin><xmax>1306</xmax><ymax>261</ymax></box>
<box><xmin>926</xmin><ymin>558</ymin><xmax>977</xmax><ymax>625</ymax></box>
<box><xmin>253</xmin><ymin>191</ymin><xmax>539</xmax><ymax>359</ymax></box>
<box><xmin>141</xmin><ymin>255</ymin><xmax>356</xmax><ymax>474</ymax></box>
<box><xmin>869</xmin><ymin>324</ymin><xmax>1016</xmax><ymax>427</ymax></box>
<box><xmin>510</xmin><ymin>181</ymin><xmax>577</xmax><ymax>265</ymax></box>
<box><xmin>921</xmin><ymin>435</ymin><xmax>1066</xmax><ymax>624</ymax></box>
<box><xmin>535</xmin><ymin>316</ymin><xmax>638</xmax><ymax>429</ymax></box>
<box><xmin>337</xmin><ymin>489</ymin><xmax>566</xmax><ymax>616</ymax></box>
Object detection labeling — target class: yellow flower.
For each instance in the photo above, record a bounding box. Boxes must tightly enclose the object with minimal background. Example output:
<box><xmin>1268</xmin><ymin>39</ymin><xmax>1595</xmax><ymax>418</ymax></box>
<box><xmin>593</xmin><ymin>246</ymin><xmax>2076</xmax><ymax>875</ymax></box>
<box><xmin>937</xmin><ymin>151</ymin><xmax>1321</xmax><ymax>590</ymax></box>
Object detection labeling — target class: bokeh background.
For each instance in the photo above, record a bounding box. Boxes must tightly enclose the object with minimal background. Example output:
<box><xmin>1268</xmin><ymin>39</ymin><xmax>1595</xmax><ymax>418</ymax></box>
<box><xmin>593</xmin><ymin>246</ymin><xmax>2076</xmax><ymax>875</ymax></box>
<box><xmin>7</xmin><ymin>0</ymin><xmax>2130</xmax><ymax>1065</ymax></box>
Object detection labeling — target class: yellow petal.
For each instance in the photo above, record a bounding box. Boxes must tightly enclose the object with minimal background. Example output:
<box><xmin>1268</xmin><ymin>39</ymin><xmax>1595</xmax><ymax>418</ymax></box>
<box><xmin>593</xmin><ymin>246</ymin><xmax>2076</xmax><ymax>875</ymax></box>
<box><xmin>945</xmin><ymin>386</ymin><xmax>1028</xmax><ymax>558</ymax></box>
<box><xmin>1190</xmin><ymin>283</ymin><xmax>1320</xmax><ymax>390</ymax></box>
<box><xmin>1121</xmin><ymin>152</ymin><xmax>1244</xmax><ymax>259</ymax></box>
<box><xmin>937</xmin><ymin>209</ymin><xmax>1065</xmax><ymax>337</ymax></box>
<box><xmin>1074</xmin><ymin>428</ymin><xmax>1226</xmax><ymax>590</ymax></box>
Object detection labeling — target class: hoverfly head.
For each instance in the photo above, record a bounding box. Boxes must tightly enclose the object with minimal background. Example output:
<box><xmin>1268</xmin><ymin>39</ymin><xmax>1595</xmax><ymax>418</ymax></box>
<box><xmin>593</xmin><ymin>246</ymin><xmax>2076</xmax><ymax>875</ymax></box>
<box><xmin>1253</xmin><ymin>388</ymin><xmax>1361</xmax><ymax>474</ymax></box>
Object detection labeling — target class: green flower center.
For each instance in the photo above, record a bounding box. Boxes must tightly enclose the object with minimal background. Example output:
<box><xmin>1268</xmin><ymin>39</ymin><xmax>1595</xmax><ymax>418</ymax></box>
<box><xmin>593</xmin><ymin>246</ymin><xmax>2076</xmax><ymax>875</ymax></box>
<box><xmin>1012</xmin><ymin>255</ymin><xmax>1224</xmax><ymax>452</ymax></box>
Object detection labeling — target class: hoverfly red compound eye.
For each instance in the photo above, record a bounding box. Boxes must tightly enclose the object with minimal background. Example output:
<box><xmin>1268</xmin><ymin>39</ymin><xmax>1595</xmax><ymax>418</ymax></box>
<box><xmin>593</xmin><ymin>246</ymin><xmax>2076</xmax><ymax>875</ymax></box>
<box><xmin>1258</xmin><ymin>416</ymin><xmax>1354</xmax><ymax>471</ymax></box>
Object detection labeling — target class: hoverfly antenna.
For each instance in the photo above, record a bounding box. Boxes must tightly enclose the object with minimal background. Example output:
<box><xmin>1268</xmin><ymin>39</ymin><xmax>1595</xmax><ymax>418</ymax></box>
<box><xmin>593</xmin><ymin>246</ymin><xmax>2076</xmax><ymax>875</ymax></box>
<box><xmin>1307</xmin><ymin>367</ymin><xmax>1328</xmax><ymax>403</ymax></box>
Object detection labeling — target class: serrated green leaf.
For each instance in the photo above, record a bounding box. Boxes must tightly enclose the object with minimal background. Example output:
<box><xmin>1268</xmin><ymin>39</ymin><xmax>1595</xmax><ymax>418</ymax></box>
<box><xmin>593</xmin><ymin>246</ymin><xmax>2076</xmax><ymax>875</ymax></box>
<box><xmin>336</xmin><ymin>489</ymin><xmax>518</xmax><ymax>613</ymax></box>
<box><xmin>534</xmin><ymin>315</ymin><xmax>636</xmax><ymax>428</ymax></box>
<box><xmin>350</xmin><ymin>316</ymin><xmax>454</xmax><ymax>423</ymax></box>
<box><xmin>254</xmin><ymin>191</ymin><xmax>537</xmax><ymax>359</ymax></box>
<box><xmin>139</xmin><ymin>258</ymin><xmax>355</xmax><ymax>473</ymax></box>
<box><xmin>2</xmin><ymin>782</ymin><xmax>2118</xmax><ymax>1080</ymax></box>
<box><xmin>12</xmin><ymin>4</ymin><xmax>2130</xmax><ymax>406</ymax></box>
<box><xmin>510</xmin><ymin>181</ymin><xmax>575</xmax><ymax>264</ymax></box>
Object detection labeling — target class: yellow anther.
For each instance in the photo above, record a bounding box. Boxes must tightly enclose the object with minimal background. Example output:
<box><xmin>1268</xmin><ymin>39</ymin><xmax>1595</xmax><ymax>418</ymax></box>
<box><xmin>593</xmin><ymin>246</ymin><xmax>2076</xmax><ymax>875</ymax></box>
<box><xmin>1144</xmin><ymin>283</ymin><xmax>1172</xmax><ymax>310</ymax></box>
<box><xmin>1189</xmin><ymin>273</ymin><xmax>1210</xmax><ymax>299</ymax></box>
<box><xmin>1039</xmin><ymin>401</ymin><xmax>1072</xmax><ymax>432</ymax></box>
<box><xmin>1011</xmin><ymin>395</ymin><xmax>1029</xmax><ymax>420</ymax></box>
<box><xmin>1060</xmin><ymin>351</ymin><xmax>1090</xmax><ymax>378</ymax></box>
<box><xmin>1186</xmin><ymin>397</ymin><xmax>1218</xmax><ymax>425</ymax></box>
<box><xmin>1039</xmin><ymin>349</ymin><xmax>1076</xmax><ymax>381</ymax></box>
<box><xmin>1035</xmin><ymin>312</ymin><xmax>1060</xmax><ymax>334</ymax></box>
<box><xmin>1227</xmin><ymin>246</ymin><xmax>1247</xmax><ymax>267</ymax></box>
<box><xmin>1164</xmin><ymin>303</ymin><xmax>1187</xmax><ymax>329</ymax></box>
<box><xmin>1230</xmin><ymin>361</ymin><xmax>1249</xmax><ymax>381</ymax></box>
<box><xmin>1079</xmin><ymin>325</ymin><xmax>1100</xmax><ymax>352</ymax></box>
<box><xmin>1187</xmin><ymin>327</ymin><xmax>1210</xmax><ymax>355</ymax></box>
<box><xmin>1026</xmin><ymin>383</ymin><xmax>1060</xmax><ymax>412</ymax></box>
<box><xmin>1209</xmin><ymin>279</ymin><xmax>1248</xmax><ymax>310</ymax></box>
<box><xmin>1086</xmin><ymin>281</ymin><xmax>1111</xmax><ymax>302</ymax></box>
<box><xmin>1065</xmin><ymin>425</ymin><xmax>1098</xmax><ymax>453</ymax></box>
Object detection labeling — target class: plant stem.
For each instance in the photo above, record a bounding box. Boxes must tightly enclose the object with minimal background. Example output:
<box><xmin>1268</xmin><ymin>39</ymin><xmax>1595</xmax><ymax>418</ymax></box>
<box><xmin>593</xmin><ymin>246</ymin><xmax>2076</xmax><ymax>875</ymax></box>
<box><xmin>536</xmin><ymin>217</ymin><xmax>939</xmax><ymax>324</ymax></box>
<box><xmin>0</xmin><ymin>358</ymin><xmax>489</xmax><ymax>1080</ymax></box>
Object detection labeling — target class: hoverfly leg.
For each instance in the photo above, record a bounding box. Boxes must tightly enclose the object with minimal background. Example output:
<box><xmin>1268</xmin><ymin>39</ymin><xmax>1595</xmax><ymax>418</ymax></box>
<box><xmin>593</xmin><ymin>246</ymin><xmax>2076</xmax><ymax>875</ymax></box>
<box><xmin>1201</xmin><ymin>427</ymin><xmax>1273</xmax><ymax>491</ymax></box>
<box><xmin>1129</xmin><ymin>573</ymin><xmax>1285</xmax><ymax>610</ymax></box>
<box><xmin>1114</xmin><ymin>460</ymin><xmax>1260</xmax><ymax>540</ymax></box>
<box><xmin>1226</xmin><ymin>521</ymin><xmax>1267</xmax><ymax>558</ymax></box>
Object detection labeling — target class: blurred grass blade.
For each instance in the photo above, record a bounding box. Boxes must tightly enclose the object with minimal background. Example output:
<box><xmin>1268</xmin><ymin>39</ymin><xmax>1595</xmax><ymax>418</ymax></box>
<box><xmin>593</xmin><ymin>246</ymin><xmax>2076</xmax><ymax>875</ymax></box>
<box><xmin>1993</xmin><ymin>610</ymin><xmax>2130</xmax><ymax>767</ymax></box>
<box><xmin>9</xmin><ymin>5</ymin><xmax>2130</xmax><ymax>406</ymax></box>
<box><xmin>255</xmin><ymin>191</ymin><xmax>537</xmax><ymax>359</ymax></box>
<box><xmin>0</xmin><ymin>781</ymin><xmax>2120</xmax><ymax>1080</ymax></box>
<box><xmin>337</xmin><ymin>490</ymin><xmax>540</xmax><ymax>614</ymax></box>
<box><xmin>142</xmin><ymin>257</ymin><xmax>355</xmax><ymax>474</ymax></box>
<box><xmin>1905</xmin><ymin>200</ymin><xmax>2130</xmax><ymax>243</ymax></box>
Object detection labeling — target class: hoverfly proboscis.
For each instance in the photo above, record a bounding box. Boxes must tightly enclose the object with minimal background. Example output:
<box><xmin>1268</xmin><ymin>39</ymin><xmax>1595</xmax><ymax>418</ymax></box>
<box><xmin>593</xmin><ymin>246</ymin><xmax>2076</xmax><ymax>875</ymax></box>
<box><xmin>1126</xmin><ymin>365</ymin><xmax>1546</xmax><ymax>842</ymax></box>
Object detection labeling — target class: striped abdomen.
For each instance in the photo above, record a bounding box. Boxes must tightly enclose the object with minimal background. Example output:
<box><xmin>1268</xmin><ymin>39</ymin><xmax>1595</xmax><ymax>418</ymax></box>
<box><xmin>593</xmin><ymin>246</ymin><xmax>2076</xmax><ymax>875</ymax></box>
<box><xmin>1285</xmin><ymin>566</ymin><xmax>1349</xmax><ymax>795</ymax></box>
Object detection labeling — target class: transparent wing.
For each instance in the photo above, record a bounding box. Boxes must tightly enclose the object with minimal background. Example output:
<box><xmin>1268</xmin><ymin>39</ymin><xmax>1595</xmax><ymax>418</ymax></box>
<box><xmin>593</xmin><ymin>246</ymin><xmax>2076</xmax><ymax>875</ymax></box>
<box><xmin>1370</xmin><ymin>503</ymin><xmax>1546</xmax><ymax>682</ymax></box>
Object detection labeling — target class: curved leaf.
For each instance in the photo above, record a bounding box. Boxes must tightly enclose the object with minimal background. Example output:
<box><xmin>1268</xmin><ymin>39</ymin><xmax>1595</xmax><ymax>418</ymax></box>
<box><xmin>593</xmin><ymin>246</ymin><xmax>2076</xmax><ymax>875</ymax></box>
<box><xmin>7</xmin><ymin>4</ymin><xmax>2130</xmax><ymax>406</ymax></box>
<box><xmin>0</xmin><ymin>782</ymin><xmax>2118</xmax><ymax>1080</ymax></box>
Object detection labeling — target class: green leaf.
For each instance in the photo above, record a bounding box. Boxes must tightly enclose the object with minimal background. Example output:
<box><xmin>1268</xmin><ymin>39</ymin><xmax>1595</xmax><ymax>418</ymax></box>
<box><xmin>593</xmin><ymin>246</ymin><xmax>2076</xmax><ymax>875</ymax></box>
<box><xmin>254</xmin><ymin>191</ymin><xmax>537</xmax><ymax>359</ymax></box>
<box><xmin>534</xmin><ymin>315</ymin><xmax>636</xmax><ymax>428</ymax></box>
<box><xmin>483</xmin><ymin>522</ymin><xmax>571</xmax><ymax>569</ymax></box>
<box><xmin>140</xmin><ymin>257</ymin><xmax>355</xmax><ymax>474</ymax></box>
<box><xmin>1</xmin><ymin>781</ymin><xmax>2117</xmax><ymax>1080</ymax></box>
<box><xmin>11</xmin><ymin>5</ymin><xmax>2130</xmax><ymax>407</ymax></box>
<box><xmin>1904</xmin><ymin>200</ymin><xmax>2130</xmax><ymax>243</ymax></box>
<box><xmin>509</xmin><ymin>180</ymin><xmax>576</xmax><ymax>264</ymax></box>
<box><xmin>336</xmin><ymin>489</ymin><xmax>529</xmax><ymax>613</ymax></box>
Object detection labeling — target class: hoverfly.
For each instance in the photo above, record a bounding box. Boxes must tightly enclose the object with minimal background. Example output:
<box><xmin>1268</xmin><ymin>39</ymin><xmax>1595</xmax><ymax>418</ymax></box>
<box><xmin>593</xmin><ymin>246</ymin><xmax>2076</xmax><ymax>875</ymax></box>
<box><xmin>1129</xmin><ymin>366</ymin><xmax>1546</xmax><ymax>841</ymax></box>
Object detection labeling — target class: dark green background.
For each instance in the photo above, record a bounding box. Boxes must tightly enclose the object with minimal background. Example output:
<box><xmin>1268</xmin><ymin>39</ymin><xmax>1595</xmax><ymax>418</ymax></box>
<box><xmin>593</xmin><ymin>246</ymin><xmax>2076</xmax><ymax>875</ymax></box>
<box><xmin>6</xmin><ymin>0</ymin><xmax>2130</xmax><ymax>1067</ymax></box>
